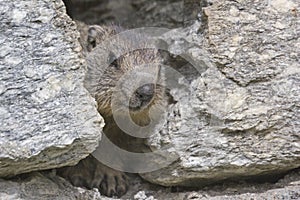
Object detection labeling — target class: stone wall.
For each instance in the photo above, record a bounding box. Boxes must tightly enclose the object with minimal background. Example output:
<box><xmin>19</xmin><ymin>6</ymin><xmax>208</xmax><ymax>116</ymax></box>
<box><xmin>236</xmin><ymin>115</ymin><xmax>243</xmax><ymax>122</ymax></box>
<box><xmin>0</xmin><ymin>0</ymin><xmax>103</xmax><ymax>177</ymax></box>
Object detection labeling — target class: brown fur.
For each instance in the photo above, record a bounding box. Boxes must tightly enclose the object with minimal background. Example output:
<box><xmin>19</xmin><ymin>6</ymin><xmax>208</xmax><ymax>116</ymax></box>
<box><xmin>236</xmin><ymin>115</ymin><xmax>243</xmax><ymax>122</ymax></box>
<box><xmin>57</xmin><ymin>22</ymin><xmax>167</xmax><ymax>197</ymax></box>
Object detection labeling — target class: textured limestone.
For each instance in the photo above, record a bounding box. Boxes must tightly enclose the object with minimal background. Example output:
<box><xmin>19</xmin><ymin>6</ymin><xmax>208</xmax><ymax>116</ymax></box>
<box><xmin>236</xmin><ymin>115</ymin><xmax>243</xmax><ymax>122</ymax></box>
<box><xmin>0</xmin><ymin>172</ymin><xmax>102</xmax><ymax>200</ymax></box>
<box><xmin>140</xmin><ymin>0</ymin><xmax>300</xmax><ymax>186</ymax></box>
<box><xmin>0</xmin><ymin>0</ymin><xmax>103</xmax><ymax>177</ymax></box>
<box><xmin>0</xmin><ymin>169</ymin><xmax>299</xmax><ymax>200</ymax></box>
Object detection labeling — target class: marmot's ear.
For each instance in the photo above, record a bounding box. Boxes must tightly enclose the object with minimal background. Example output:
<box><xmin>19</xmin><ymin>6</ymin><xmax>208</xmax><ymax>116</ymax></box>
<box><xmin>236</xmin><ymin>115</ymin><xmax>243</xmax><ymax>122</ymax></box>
<box><xmin>87</xmin><ymin>26</ymin><xmax>108</xmax><ymax>51</ymax></box>
<box><xmin>87</xmin><ymin>27</ymin><xmax>98</xmax><ymax>51</ymax></box>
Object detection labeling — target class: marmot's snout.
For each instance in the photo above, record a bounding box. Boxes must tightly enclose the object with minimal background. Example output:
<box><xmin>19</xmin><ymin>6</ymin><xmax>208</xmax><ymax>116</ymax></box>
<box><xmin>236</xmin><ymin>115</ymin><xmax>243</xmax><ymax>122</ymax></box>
<box><xmin>136</xmin><ymin>83</ymin><xmax>155</xmax><ymax>101</ymax></box>
<box><xmin>130</xmin><ymin>83</ymin><xmax>155</xmax><ymax>110</ymax></box>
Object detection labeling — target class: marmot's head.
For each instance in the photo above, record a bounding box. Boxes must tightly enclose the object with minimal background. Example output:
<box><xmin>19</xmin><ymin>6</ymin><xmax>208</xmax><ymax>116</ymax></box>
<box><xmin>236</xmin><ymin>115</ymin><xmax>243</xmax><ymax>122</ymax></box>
<box><xmin>83</xmin><ymin>25</ymin><xmax>167</xmax><ymax>125</ymax></box>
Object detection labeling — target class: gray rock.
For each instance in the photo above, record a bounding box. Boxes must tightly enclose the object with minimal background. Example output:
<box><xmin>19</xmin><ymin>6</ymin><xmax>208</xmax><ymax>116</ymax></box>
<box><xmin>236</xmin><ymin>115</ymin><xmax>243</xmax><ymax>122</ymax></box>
<box><xmin>0</xmin><ymin>169</ymin><xmax>299</xmax><ymax>200</ymax></box>
<box><xmin>140</xmin><ymin>0</ymin><xmax>300</xmax><ymax>187</ymax></box>
<box><xmin>132</xmin><ymin>170</ymin><xmax>300</xmax><ymax>200</ymax></box>
<box><xmin>0</xmin><ymin>172</ymin><xmax>102</xmax><ymax>200</ymax></box>
<box><xmin>0</xmin><ymin>0</ymin><xmax>103</xmax><ymax>177</ymax></box>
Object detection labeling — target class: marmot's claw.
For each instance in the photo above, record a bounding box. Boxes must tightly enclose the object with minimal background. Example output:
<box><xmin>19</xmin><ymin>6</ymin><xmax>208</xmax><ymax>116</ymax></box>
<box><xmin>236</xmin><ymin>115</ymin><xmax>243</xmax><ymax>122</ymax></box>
<box><xmin>57</xmin><ymin>155</ymin><xmax>129</xmax><ymax>198</ymax></box>
<box><xmin>98</xmin><ymin>167</ymin><xmax>128</xmax><ymax>197</ymax></box>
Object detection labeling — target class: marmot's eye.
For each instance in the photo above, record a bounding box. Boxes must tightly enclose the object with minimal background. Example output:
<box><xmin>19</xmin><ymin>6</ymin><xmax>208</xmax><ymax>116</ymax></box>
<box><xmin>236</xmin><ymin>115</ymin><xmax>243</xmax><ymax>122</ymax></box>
<box><xmin>107</xmin><ymin>51</ymin><xmax>119</xmax><ymax>69</ymax></box>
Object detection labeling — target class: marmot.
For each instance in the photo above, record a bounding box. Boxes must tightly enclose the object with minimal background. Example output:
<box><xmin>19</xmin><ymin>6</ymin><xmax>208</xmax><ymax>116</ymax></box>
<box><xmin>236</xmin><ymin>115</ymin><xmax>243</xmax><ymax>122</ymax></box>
<box><xmin>57</xmin><ymin>22</ymin><xmax>168</xmax><ymax>197</ymax></box>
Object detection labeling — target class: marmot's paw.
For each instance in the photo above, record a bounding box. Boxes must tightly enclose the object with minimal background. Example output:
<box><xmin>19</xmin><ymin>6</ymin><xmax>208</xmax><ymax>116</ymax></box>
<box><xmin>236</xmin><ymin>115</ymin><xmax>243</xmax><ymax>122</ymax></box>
<box><xmin>95</xmin><ymin>166</ymin><xmax>128</xmax><ymax>197</ymax></box>
<box><xmin>57</xmin><ymin>155</ymin><xmax>129</xmax><ymax>197</ymax></box>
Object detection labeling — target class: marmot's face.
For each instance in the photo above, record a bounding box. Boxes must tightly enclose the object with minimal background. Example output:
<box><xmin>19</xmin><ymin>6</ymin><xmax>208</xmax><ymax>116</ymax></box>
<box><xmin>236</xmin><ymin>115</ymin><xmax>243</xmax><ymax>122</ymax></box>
<box><xmin>84</xmin><ymin>25</ymin><xmax>166</xmax><ymax>119</ymax></box>
<box><xmin>109</xmin><ymin>49</ymin><xmax>165</xmax><ymax>115</ymax></box>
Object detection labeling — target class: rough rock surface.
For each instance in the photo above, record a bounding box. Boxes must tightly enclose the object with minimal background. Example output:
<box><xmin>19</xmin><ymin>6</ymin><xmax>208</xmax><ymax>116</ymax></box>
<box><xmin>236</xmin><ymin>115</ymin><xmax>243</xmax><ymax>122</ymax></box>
<box><xmin>0</xmin><ymin>0</ymin><xmax>103</xmax><ymax>177</ymax></box>
<box><xmin>130</xmin><ymin>170</ymin><xmax>300</xmax><ymax>200</ymax></box>
<box><xmin>0</xmin><ymin>172</ymin><xmax>102</xmax><ymax>200</ymax></box>
<box><xmin>0</xmin><ymin>169</ymin><xmax>299</xmax><ymax>200</ymax></box>
<box><xmin>140</xmin><ymin>0</ymin><xmax>300</xmax><ymax>186</ymax></box>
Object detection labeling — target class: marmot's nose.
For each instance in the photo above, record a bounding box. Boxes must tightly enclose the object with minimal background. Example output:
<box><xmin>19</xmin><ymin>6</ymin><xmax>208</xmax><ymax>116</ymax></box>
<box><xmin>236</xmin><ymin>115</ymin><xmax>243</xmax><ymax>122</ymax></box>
<box><xmin>136</xmin><ymin>84</ymin><xmax>155</xmax><ymax>101</ymax></box>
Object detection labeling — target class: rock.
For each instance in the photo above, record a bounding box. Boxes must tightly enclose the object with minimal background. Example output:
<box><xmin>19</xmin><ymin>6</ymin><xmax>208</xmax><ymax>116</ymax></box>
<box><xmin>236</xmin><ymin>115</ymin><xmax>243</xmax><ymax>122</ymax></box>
<box><xmin>140</xmin><ymin>0</ymin><xmax>300</xmax><ymax>187</ymax></box>
<box><xmin>2</xmin><ymin>169</ymin><xmax>300</xmax><ymax>200</ymax></box>
<box><xmin>0</xmin><ymin>0</ymin><xmax>103</xmax><ymax>177</ymax></box>
<box><xmin>203</xmin><ymin>0</ymin><xmax>299</xmax><ymax>87</ymax></box>
<box><xmin>0</xmin><ymin>171</ymin><xmax>102</xmax><ymax>200</ymax></box>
